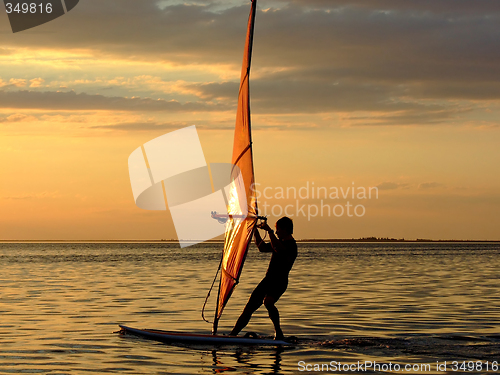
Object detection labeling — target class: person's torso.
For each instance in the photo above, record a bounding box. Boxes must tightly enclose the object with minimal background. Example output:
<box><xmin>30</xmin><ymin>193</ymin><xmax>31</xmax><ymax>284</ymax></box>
<box><xmin>265</xmin><ymin>239</ymin><xmax>298</xmax><ymax>280</ymax></box>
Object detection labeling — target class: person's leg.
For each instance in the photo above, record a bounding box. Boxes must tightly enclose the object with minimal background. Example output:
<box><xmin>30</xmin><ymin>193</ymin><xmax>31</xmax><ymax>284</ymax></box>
<box><xmin>230</xmin><ymin>282</ymin><xmax>266</xmax><ymax>336</ymax></box>
<box><xmin>263</xmin><ymin>295</ymin><xmax>284</xmax><ymax>340</ymax></box>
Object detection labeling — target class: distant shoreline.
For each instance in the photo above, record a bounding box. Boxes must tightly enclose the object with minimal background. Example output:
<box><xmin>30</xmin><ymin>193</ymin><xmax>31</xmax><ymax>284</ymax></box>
<box><xmin>1</xmin><ymin>238</ymin><xmax>499</xmax><ymax>243</ymax></box>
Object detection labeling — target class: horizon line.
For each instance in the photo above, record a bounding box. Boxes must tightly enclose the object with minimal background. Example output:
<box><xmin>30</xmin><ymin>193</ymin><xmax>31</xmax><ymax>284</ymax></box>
<box><xmin>1</xmin><ymin>238</ymin><xmax>499</xmax><ymax>243</ymax></box>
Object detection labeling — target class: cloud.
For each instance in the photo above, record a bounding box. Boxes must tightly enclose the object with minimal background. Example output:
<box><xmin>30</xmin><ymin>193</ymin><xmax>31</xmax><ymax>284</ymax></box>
<box><xmin>375</xmin><ymin>182</ymin><xmax>446</xmax><ymax>191</ymax></box>
<box><xmin>4</xmin><ymin>1</ymin><xmax>499</xmax><ymax>79</ymax></box>
<box><xmin>0</xmin><ymin>90</ymin><xmax>230</xmax><ymax>112</ymax></box>
<box><xmin>376</xmin><ymin>182</ymin><xmax>410</xmax><ymax>190</ymax></box>
<box><xmin>89</xmin><ymin>118</ymin><xmax>316</xmax><ymax>133</ymax></box>
<box><xmin>1</xmin><ymin>1</ymin><xmax>251</xmax><ymax>65</ymax></box>
<box><xmin>2</xmin><ymin>0</ymin><xmax>499</xmax><ymax>122</ymax></box>
<box><xmin>29</xmin><ymin>78</ymin><xmax>45</xmax><ymax>88</ymax></box>
<box><xmin>0</xmin><ymin>48</ymin><xmax>13</xmax><ymax>55</ymax></box>
<box><xmin>282</xmin><ymin>0</ymin><xmax>500</xmax><ymax>15</ymax></box>
<box><xmin>419</xmin><ymin>182</ymin><xmax>444</xmax><ymax>190</ymax></box>
<box><xmin>188</xmin><ymin>78</ymin><xmax>471</xmax><ymax>121</ymax></box>
<box><xmin>89</xmin><ymin>119</ymin><xmax>242</xmax><ymax>132</ymax></box>
<box><xmin>90</xmin><ymin>121</ymin><xmax>192</xmax><ymax>132</ymax></box>
<box><xmin>344</xmin><ymin>106</ymin><xmax>473</xmax><ymax>126</ymax></box>
<box><xmin>0</xmin><ymin>78</ymin><xmax>27</xmax><ymax>88</ymax></box>
<box><xmin>2</xmin><ymin>191</ymin><xmax>62</xmax><ymax>200</ymax></box>
<box><xmin>0</xmin><ymin>113</ymin><xmax>38</xmax><ymax>123</ymax></box>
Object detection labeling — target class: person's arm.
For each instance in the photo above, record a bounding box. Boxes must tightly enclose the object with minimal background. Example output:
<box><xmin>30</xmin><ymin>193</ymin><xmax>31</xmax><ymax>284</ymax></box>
<box><xmin>254</xmin><ymin>224</ymin><xmax>273</xmax><ymax>252</ymax></box>
<box><xmin>257</xmin><ymin>222</ymin><xmax>284</xmax><ymax>253</ymax></box>
<box><xmin>267</xmin><ymin>230</ymin><xmax>284</xmax><ymax>252</ymax></box>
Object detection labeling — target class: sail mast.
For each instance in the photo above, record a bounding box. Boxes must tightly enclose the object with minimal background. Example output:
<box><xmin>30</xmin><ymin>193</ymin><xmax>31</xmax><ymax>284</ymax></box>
<box><xmin>213</xmin><ymin>0</ymin><xmax>258</xmax><ymax>335</ymax></box>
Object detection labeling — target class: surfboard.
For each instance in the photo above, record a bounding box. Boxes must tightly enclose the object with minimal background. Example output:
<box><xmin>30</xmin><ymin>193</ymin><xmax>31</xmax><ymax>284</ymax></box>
<box><xmin>119</xmin><ymin>325</ymin><xmax>290</xmax><ymax>346</ymax></box>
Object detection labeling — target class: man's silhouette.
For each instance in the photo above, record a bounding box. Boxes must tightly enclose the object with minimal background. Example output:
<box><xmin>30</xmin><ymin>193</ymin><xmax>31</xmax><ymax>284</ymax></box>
<box><xmin>230</xmin><ymin>216</ymin><xmax>297</xmax><ymax>340</ymax></box>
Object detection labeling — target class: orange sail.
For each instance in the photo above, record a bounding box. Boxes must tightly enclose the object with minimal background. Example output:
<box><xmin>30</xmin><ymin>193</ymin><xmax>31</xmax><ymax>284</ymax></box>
<box><xmin>213</xmin><ymin>0</ymin><xmax>258</xmax><ymax>334</ymax></box>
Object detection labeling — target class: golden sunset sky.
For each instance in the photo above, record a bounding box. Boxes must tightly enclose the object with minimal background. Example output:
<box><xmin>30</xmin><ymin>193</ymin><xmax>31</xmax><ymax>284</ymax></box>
<box><xmin>1</xmin><ymin>0</ymin><xmax>499</xmax><ymax>240</ymax></box>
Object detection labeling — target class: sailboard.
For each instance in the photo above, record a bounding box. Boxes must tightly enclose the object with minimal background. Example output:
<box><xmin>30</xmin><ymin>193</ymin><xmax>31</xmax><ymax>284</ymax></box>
<box><xmin>120</xmin><ymin>0</ymin><xmax>270</xmax><ymax>345</ymax></box>
<box><xmin>119</xmin><ymin>325</ymin><xmax>290</xmax><ymax>346</ymax></box>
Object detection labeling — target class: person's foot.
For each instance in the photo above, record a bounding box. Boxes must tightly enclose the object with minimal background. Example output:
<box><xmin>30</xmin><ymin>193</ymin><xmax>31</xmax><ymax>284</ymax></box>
<box><xmin>274</xmin><ymin>330</ymin><xmax>284</xmax><ymax>341</ymax></box>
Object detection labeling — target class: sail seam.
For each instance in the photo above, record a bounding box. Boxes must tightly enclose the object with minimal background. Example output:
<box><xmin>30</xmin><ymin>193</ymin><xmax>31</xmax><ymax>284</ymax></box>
<box><xmin>231</xmin><ymin>144</ymin><xmax>252</xmax><ymax>173</ymax></box>
<box><xmin>222</xmin><ymin>266</ymin><xmax>238</xmax><ymax>283</ymax></box>
<box><xmin>238</xmin><ymin>72</ymin><xmax>249</xmax><ymax>97</ymax></box>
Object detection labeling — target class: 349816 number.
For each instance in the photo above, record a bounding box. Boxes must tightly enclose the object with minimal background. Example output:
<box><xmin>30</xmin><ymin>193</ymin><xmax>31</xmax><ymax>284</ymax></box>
<box><xmin>5</xmin><ymin>2</ymin><xmax>53</xmax><ymax>14</ymax></box>
<box><xmin>452</xmin><ymin>361</ymin><xmax>499</xmax><ymax>372</ymax></box>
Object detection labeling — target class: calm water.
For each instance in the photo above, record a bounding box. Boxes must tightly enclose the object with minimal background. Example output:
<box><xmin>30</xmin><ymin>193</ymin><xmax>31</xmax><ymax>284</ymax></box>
<box><xmin>1</xmin><ymin>242</ymin><xmax>500</xmax><ymax>374</ymax></box>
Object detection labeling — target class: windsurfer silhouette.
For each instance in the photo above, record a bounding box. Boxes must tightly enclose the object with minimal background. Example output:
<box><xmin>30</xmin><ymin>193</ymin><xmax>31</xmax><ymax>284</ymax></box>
<box><xmin>230</xmin><ymin>216</ymin><xmax>297</xmax><ymax>340</ymax></box>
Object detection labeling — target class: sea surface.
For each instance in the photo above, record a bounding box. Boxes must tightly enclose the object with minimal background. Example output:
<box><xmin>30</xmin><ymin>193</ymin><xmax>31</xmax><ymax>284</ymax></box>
<box><xmin>1</xmin><ymin>242</ymin><xmax>500</xmax><ymax>374</ymax></box>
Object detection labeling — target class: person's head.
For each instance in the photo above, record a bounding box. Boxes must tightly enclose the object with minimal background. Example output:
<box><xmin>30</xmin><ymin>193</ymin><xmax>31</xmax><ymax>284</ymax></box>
<box><xmin>275</xmin><ymin>216</ymin><xmax>293</xmax><ymax>239</ymax></box>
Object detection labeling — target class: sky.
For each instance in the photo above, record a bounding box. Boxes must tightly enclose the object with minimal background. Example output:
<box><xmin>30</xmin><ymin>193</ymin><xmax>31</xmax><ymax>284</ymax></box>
<box><xmin>1</xmin><ymin>0</ymin><xmax>499</xmax><ymax>241</ymax></box>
